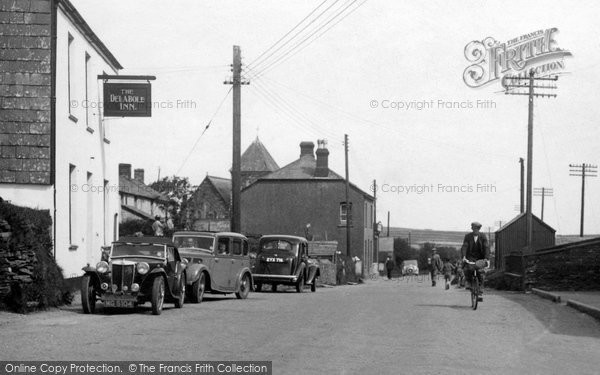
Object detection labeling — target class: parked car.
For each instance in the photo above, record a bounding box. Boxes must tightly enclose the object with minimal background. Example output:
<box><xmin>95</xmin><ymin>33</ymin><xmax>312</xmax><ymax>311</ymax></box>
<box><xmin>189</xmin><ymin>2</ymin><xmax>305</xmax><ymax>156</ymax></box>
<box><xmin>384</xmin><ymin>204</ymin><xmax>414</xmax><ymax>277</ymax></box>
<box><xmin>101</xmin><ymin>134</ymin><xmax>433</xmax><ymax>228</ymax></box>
<box><xmin>81</xmin><ymin>237</ymin><xmax>186</xmax><ymax>315</ymax></box>
<box><xmin>401</xmin><ymin>259</ymin><xmax>419</xmax><ymax>276</ymax></box>
<box><xmin>253</xmin><ymin>235</ymin><xmax>320</xmax><ymax>293</ymax></box>
<box><xmin>172</xmin><ymin>231</ymin><xmax>253</xmax><ymax>302</ymax></box>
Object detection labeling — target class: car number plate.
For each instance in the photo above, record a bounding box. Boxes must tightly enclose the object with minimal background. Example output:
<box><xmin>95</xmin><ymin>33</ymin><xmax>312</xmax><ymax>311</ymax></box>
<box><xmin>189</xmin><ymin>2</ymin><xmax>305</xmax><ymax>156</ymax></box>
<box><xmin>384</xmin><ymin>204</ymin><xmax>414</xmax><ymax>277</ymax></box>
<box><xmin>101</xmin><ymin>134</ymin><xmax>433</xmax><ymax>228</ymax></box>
<box><xmin>266</xmin><ymin>257</ymin><xmax>284</xmax><ymax>263</ymax></box>
<box><xmin>104</xmin><ymin>300</ymin><xmax>134</xmax><ymax>308</ymax></box>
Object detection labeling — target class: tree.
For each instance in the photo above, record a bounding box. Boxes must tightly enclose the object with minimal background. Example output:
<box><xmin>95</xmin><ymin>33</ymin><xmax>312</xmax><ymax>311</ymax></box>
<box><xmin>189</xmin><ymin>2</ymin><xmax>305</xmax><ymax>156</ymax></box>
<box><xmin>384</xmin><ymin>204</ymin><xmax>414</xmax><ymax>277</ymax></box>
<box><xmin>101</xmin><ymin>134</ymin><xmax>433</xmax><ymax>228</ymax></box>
<box><xmin>393</xmin><ymin>237</ymin><xmax>418</xmax><ymax>266</ymax></box>
<box><xmin>150</xmin><ymin>175</ymin><xmax>194</xmax><ymax>232</ymax></box>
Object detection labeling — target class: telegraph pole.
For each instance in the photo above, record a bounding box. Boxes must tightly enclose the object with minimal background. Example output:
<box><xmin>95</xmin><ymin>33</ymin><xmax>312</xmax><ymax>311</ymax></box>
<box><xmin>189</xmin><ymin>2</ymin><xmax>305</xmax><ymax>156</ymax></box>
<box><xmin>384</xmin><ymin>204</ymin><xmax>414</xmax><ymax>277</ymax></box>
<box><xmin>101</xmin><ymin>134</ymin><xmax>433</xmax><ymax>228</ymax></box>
<box><xmin>373</xmin><ymin>178</ymin><xmax>377</xmax><ymax>268</ymax></box>
<box><xmin>569</xmin><ymin>163</ymin><xmax>597</xmax><ymax>237</ymax></box>
<box><xmin>224</xmin><ymin>46</ymin><xmax>249</xmax><ymax>232</ymax></box>
<box><xmin>519</xmin><ymin>158</ymin><xmax>525</xmax><ymax>213</ymax></box>
<box><xmin>503</xmin><ymin>71</ymin><xmax>558</xmax><ymax>250</ymax></box>
<box><xmin>344</xmin><ymin>134</ymin><xmax>351</xmax><ymax>257</ymax></box>
<box><xmin>386</xmin><ymin>211</ymin><xmax>390</xmax><ymax>237</ymax></box>
<box><xmin>533</xmin><ymin>187</ymin><xmax>553</xmax><ymax>221</ymax></box>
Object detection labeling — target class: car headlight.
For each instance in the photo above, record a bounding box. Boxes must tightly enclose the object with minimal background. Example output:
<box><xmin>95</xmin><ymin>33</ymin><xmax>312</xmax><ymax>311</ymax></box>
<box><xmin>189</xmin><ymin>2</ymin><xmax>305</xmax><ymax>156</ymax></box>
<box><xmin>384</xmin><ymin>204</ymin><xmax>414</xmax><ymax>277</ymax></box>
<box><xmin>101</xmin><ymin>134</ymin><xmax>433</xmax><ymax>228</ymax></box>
<box><xmin>137</xmin><ymin>262</ymin><xmax>149</xmax><ymax>275</ymax></box>
<box><xmin>96</xmin><ymin>261</ymin><xmax>109</xmax><ymax>274</ymax></box>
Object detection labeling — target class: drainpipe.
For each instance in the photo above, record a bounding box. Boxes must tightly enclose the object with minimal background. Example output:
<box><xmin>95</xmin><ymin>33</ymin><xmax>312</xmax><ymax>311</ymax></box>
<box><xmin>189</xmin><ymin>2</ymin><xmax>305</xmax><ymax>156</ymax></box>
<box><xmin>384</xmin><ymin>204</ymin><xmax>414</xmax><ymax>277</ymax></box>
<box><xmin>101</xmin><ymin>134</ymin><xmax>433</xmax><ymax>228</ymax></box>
<box><xmin>50</xmin><ymin>0</ymin><xmax>58</xmax><ymax>259</ymax></box>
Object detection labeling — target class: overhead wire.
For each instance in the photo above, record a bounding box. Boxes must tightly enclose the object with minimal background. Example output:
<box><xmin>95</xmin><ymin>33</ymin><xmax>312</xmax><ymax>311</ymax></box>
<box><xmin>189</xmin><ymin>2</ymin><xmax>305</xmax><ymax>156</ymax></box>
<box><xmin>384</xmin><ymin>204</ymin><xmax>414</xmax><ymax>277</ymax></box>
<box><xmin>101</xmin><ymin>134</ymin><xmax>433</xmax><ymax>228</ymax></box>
<box><xmin>175</xmin><ymin>86</ymin><xmax>233</xmax><ymax>175</ymax></box>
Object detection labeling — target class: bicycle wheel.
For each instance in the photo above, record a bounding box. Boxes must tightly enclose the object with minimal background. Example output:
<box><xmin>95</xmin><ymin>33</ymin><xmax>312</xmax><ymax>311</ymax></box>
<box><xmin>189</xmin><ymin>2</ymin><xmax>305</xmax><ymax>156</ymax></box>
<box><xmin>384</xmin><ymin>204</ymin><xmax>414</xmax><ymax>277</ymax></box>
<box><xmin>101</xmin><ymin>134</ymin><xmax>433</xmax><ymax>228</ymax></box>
<box><xmin>471</xmin><ymin>276</ymin><xmax>479</xmax><ymax>310</ymax></box>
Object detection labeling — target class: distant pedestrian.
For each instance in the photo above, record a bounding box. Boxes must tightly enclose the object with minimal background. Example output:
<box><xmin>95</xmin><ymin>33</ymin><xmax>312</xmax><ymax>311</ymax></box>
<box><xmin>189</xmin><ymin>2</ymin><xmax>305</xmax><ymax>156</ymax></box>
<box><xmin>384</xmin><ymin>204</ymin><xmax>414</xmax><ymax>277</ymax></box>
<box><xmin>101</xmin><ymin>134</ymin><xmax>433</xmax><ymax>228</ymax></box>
<box><xmin>385</xmin><ymin>256</ymin><xmax>394</xmax><ymax>280</ymax></box>
<box><xmin>429</xmin><ymin>248</ymin><xmax>443</xmax><ymax>287</ymax></box>
<box><xmin>152</xmin><ymin>215</ymin><xmax>165</xmax><ymax>237</ymax></box>
<box><xmin>455</xmin><ymin>260</ymin><xmax>465</xmax><ymax>288</ymax></box>
<box><xmin>442</xmin><ymin>258</ymin><xmax>455</xmax><ymax>290</ymax></box>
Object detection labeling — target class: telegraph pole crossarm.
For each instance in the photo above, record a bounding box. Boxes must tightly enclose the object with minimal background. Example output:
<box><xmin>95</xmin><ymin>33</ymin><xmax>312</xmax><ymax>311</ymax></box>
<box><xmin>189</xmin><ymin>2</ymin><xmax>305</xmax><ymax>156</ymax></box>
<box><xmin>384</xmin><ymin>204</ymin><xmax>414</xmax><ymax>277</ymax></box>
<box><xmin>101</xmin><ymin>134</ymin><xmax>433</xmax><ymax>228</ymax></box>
<box><xmin>569</xmin><ymin>163</ymin><xmax>598</xmax><ymax>237</ymax></box>
<box><xmin>503</xmin><ymin>71</ymin><xmax>558</xmax><ymax>251</ymax></box>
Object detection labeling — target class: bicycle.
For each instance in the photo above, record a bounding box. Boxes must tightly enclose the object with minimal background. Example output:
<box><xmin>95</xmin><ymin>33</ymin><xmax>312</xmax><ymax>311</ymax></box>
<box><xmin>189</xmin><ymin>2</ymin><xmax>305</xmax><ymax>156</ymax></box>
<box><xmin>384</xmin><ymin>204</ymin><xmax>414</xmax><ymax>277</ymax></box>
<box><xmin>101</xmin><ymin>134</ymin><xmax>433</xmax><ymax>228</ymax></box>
<box><xmin>464</xmin><ymin>259</ymin><xmax>487</xmax><ymax>310</ymax></box>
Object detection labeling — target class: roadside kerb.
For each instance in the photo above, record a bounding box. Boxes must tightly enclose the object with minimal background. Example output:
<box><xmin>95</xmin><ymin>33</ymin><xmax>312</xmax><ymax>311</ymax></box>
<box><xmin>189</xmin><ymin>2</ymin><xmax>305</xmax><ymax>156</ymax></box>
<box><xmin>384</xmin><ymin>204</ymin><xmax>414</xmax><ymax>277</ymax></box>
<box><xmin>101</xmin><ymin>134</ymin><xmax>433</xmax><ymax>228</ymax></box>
<box><xmin>566</xmin><ymin>299</ymin><xmax>600</xmax><ymax>321</ymax></box>
<box><xmin>531</xmin><ymin>288</ymin><xmax>562</xmax><ymax>303</ymax></box>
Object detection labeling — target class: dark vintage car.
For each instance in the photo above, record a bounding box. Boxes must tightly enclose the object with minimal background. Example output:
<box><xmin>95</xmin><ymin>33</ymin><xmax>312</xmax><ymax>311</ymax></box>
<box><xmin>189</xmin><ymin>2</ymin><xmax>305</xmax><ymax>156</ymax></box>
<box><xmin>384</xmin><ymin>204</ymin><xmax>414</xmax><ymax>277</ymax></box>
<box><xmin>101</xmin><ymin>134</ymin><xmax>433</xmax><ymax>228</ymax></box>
<box><xmin>253</xmin><ymin>235</ymin><xmax>320</xmax><ymax>293</ymax></box>
<box><xmin>172</xmin><ymin>231</ymin><xmax>253</xmax><ymax>302</ymax></box>
<box><xmin>81</xmin><ymin>237</ymin><xmax>187</xmax><ymax>315</ymax></box>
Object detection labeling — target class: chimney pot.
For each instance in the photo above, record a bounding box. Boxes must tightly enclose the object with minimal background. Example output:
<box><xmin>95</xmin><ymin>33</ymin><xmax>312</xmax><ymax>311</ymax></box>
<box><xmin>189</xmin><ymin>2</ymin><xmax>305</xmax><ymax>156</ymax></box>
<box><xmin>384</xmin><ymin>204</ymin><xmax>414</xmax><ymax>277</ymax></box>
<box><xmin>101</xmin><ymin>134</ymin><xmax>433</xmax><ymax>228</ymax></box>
<box><xmin>300</xmin><ymin>141</ymin><xmax>315</xmax><ymax>157</ymax></box>
<box><xmin>315</xmin><ymin>145</ymin><xmax>329</xmax><ymax>177</ymax></box>
<box><xmin>134</xmin><ymin>168</ymin><xmax>144</xmax><ymax>184</ymax></box>
<box><xmin>119</xmin><ymin>163</ymin><xmax>132</xmax><ymax>178</ymax></box>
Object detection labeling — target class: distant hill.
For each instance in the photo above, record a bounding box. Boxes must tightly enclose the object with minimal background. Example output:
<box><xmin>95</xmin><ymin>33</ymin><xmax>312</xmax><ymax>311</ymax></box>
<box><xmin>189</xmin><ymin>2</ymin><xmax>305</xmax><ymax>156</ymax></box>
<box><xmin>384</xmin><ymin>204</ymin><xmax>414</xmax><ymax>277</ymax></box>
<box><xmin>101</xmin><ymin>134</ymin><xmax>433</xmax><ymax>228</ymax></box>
<box><xmin>381</xmin><ymin>227</ymin><xmax>600</xmax><ymax>249</ymax></box>
<box><xmin>382</xmin><ymin>227</ymin><xmax>468</xmax><ymax>248</ymax></box>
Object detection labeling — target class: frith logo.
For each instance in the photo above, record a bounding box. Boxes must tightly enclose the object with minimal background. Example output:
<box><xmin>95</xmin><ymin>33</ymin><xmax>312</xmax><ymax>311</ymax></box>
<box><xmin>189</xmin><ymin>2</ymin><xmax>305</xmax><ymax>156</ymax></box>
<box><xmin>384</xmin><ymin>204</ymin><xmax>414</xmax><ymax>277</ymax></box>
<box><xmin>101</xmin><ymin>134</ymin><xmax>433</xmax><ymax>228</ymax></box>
<box><xmin>463</xmin><ymin>28</ymin><xmax>572</xmax><ymax>88</ymax></box>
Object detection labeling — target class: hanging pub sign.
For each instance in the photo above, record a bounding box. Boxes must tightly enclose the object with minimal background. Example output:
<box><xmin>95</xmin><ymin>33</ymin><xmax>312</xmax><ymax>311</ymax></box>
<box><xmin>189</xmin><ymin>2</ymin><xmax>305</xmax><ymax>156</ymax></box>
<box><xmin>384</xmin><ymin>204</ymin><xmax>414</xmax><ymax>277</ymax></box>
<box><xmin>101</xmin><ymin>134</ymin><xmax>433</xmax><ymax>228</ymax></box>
<box><xmin>99</xmin><ymin>75</ymin><xmax>156</xmax><ymax>117</ymax></box>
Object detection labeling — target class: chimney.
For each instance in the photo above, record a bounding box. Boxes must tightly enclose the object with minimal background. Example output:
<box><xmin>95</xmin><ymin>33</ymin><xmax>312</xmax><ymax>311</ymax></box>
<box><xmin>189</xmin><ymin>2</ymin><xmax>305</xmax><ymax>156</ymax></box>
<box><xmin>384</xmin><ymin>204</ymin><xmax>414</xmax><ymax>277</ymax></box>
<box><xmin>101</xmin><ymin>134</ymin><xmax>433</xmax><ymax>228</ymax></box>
<box><xmin>134</xmin><ymin>168</ymin><xmax>144</xmax><ymax>184</ymax></box>
<box><xmin>314</xmin><ymin>139</ymin><xmax>329</xmax><ymax>177</ymax></box>
<box><xmin>299</xmin><ymin>141</ymin><xmax>315</xmax><ymax>157</ymax></box>
<box><xmin>119</xmin><ymin>163</ymin><xmax>132</xmax><ymax>178</ymax></box>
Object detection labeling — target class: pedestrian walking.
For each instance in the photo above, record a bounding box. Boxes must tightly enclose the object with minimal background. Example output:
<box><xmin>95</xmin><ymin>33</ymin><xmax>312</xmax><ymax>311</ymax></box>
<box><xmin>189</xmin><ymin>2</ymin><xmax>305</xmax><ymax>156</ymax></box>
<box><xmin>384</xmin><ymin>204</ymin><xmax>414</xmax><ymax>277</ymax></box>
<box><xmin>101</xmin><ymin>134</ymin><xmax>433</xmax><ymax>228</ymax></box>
<box><xmin>152</xmin><ymin>215</ymin><xmax>165</xmax><ymax>237</ymax></box>
<box><xmin>442</xmin><ymin>258</ymin><xmax>455</xmax><ymax>290</ymax></box>
<box><xmin>385</xmin><ymin>256</ymin><xmax>394</xmax><ymax>280</ymax></box>
<box><xmin>429</xmin><ymin>248</ymin><xmax>443</xmax><ymax>286</ymax></box>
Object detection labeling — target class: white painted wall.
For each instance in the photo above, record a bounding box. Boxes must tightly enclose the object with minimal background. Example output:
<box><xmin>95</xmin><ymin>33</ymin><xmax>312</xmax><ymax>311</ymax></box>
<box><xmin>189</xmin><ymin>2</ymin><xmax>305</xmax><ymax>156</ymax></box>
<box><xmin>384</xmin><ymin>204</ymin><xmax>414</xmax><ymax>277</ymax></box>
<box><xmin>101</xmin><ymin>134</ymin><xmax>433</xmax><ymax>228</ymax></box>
<box><xmin>52</xmin><ymin>8</ymin><xmax>121</xmax><ymax>277</ymax></box>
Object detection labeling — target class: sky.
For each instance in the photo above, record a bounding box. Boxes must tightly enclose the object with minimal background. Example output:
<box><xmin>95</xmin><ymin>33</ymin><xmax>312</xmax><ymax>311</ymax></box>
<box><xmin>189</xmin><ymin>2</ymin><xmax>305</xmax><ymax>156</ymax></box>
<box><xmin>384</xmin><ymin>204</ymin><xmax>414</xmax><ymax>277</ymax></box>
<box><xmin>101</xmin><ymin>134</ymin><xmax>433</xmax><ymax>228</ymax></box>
<box><xmin>72</xmin><ymin>0</ymin><xmax>600</xmax><ymax>234</ymax></box>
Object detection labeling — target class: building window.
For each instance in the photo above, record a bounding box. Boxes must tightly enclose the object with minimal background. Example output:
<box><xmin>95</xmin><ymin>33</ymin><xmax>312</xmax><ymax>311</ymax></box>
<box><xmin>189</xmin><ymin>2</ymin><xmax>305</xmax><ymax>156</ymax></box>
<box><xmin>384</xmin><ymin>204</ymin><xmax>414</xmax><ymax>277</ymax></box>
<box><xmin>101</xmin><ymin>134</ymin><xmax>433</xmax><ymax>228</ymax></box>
<box><xmin>85</xmin><ymin>52</ymin><xmax>91</xmax><ymax>127</ymax></box>
<box><xmin>68</xmin><ymin>33</ymin><xmax>75</xmax><ymax>118</ymax></box>
<box><xmin>69</xmin><ymin>164</ymin><xmax>76</xmax><ymax>244</ymax></box>
<box><xmin>340</xmin><ymin>202</ymin><xmax>352</xmax><ymax>225</ymax></box>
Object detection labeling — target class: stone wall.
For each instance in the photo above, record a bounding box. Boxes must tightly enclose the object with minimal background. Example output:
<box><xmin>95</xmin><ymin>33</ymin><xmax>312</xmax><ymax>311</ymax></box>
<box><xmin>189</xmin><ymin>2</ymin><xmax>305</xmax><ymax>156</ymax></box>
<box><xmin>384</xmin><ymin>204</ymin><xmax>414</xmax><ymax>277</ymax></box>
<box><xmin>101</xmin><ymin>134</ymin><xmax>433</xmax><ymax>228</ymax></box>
<box><xmin>524</xmin><ymin>238</ymin><xmax>600</xmax><ymax>291</ymax></box>
<box><xmin>0</xmin><ymin>0</ymin><xmax>52</xmax><ymax>184</ymax></box>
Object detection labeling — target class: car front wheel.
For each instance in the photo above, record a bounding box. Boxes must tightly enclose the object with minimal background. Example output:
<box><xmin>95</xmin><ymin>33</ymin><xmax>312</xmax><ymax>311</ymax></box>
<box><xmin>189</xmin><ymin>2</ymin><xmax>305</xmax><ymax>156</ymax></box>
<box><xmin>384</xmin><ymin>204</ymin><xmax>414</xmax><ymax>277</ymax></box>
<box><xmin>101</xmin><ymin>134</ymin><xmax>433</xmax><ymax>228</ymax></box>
<box><xmin>236</xmin><ymin>273</ymin><xmax>251</xmax><ymax>299</ymax></box>
<box><xmin>151</xmin><ymin>277</ymin><xmax>165</xmax><ymax>315</ymax></box>
<box><xmin>190</xmin><ymin>273</ymin><xmax>206</xmax><ymax>303</ymax></box>
<box><xmin>81</xmin><ymin>275</ymin><xmax>96</xmax><ymax>314</ymax></box>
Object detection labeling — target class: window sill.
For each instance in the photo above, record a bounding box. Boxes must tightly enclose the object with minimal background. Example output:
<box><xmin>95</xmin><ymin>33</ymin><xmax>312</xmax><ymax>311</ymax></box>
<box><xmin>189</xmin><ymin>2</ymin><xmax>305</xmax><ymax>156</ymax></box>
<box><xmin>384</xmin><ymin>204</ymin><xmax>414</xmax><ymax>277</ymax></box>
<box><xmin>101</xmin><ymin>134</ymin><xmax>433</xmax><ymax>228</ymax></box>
<box><xmin>338</xmin><ymin>224</ymin><xmax>354</xmax><ymax>228</ymax></box>
<box><xmin>103</xmin><ymin>138</ymin><xmax>111</xmax><ymax>144</ymax></box>
<box><xmin>68</xmin><ymin>114</ymin><xmax>78</xmax><ymax>123</ymax></box>
<box><xmin>86</xmin><ymin>126</ymin><xmax>94</xmax><ymax>134</ymax></box>
<box><xmin>68</xmin><ymin>244</ymin><xmax>78</xmax><ymax>251</ymax></box>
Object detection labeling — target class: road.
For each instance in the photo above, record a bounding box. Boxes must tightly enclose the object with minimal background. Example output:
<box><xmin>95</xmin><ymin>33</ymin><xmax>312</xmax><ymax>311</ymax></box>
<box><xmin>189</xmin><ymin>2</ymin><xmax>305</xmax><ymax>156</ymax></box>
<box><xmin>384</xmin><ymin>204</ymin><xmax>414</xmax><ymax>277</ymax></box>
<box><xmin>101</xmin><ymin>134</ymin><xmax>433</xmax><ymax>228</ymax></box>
<box><xmin>1</xmin><ymin>276</ymin><xmax>600</xmax><ymax>374</ymax></box>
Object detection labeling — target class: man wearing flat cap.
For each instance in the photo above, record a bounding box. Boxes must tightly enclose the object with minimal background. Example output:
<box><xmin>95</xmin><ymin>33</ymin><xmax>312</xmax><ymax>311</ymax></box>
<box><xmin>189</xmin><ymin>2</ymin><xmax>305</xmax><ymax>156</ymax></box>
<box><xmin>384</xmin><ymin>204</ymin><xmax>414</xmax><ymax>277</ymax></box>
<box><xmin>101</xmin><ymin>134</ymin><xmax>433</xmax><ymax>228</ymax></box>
<box><xmin>460</xmin><ymin>222</ymin><xmax>490</xmax><ymax>295</ymax></box>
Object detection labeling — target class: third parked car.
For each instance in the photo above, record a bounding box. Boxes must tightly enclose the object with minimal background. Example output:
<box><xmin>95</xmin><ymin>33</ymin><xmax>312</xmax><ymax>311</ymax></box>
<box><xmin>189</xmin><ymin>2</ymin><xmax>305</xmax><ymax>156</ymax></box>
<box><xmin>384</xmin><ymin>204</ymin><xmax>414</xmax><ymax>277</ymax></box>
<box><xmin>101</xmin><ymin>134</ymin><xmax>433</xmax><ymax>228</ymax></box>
<box><xmin>253</xmin><ymin>235</ymin><xmax>320</xmax><ymax>293</ymax></box>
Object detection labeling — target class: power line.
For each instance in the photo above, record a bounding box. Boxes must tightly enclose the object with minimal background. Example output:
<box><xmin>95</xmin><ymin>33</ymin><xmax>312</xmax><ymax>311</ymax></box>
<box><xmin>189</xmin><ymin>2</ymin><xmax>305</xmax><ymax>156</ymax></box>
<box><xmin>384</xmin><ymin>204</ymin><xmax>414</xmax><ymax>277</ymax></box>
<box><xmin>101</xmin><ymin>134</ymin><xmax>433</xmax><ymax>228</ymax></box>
<box><xmin>249</xmin><ymin>0</ymin><xmax>367</xmax><ymax>80</ymax></box>
<box><xmin>175</xmin><ymin>87</ymin><xmax>233</xmax><ymax>175</ymax></box>
<box><xmin>245</xmin><ymin>0</ymin><xmax>330</xmax><ymax>70</ymax></box>
<box><xmin>569</xmin><ymin>163</ymin><xmax>597</xmax><ymax>237</ymax></box>
<box><xmin>245</xmin><ymin>0</ymin><xmax>342</xmax><ymax>75</ymax></box>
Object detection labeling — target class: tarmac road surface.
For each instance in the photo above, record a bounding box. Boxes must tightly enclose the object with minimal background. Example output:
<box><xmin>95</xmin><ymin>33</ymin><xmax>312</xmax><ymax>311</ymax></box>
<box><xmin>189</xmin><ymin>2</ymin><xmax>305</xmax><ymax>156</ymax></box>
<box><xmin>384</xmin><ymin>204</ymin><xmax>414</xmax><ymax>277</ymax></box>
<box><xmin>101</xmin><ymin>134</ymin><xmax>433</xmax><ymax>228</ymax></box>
<box><xmin>1</xmin><ymin>275</ymin><xmax>599</xmax><ymax>375</ymax></box>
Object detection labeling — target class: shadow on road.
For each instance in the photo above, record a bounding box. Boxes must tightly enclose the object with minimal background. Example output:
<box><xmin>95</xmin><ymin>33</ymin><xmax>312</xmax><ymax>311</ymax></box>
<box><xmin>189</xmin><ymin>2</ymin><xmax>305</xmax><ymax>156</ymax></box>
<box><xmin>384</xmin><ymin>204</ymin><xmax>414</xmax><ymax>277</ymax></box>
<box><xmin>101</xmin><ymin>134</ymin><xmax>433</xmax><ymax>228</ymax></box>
<box><xmin>415</xmin><ymin>303</ymin><xmax>473</xmax><ymax>310</ymax></box>
<box><xmin>499</xmin><ymin>292</ymin><xmax>600</xmax><ymax>339</ymax></box>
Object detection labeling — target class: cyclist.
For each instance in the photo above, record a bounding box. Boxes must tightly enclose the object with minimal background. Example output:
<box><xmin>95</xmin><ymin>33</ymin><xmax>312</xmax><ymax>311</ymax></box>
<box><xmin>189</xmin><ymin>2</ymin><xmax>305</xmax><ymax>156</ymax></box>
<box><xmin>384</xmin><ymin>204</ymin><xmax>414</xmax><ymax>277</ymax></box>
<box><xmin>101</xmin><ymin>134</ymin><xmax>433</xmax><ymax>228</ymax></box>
<box><xmin>460</xmin><ymin>221</ymin><xmax>490</xmax><ymax>300</ymax></box>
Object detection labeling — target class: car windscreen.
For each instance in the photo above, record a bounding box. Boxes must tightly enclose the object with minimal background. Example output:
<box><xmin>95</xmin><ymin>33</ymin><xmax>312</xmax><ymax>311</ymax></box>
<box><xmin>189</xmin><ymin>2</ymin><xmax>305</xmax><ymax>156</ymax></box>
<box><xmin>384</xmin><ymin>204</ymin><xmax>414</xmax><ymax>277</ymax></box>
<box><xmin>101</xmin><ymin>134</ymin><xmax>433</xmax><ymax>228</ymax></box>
<box><xmin>403</xmin><ymin>260</ymin><xmax>418</xmax><ymax>266</ymax></box>
<box><xmin>260</xmin><ymin>240</ymin><xmax>295</xmax><ymax>254</ymax></box>
<box><xmin>173</xmin><ymin>236</ymin><xmax>214</xmax><ymax>252</ymax></box>
<box><xmin>112</xmin><ymin>244</ymin><xmax>164</xmax><ymax>258</ymax></box>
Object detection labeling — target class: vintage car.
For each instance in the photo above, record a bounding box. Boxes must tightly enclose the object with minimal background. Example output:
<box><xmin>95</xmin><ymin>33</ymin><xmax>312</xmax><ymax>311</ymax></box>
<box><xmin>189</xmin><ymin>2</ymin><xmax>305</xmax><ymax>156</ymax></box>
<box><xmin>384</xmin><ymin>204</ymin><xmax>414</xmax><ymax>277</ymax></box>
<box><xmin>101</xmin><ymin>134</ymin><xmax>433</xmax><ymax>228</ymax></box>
<box><xmin>401</xmin><ymin>259</ymin><xmax>419</xmax><ymax>276</ymax></box>
<box><xmin>253</xmin><ymin>235</ymin><xmax>320</xmax><ymax>293</ymax></box>
<box><xmin>172</xmin><ymin>231</ymin><xmax>253</xmax><ymax>302</ymax></box>
<box><xmin>81</xmin><ymin>237</ymin><xmax>187</xmax><ymax>315</ymax></box>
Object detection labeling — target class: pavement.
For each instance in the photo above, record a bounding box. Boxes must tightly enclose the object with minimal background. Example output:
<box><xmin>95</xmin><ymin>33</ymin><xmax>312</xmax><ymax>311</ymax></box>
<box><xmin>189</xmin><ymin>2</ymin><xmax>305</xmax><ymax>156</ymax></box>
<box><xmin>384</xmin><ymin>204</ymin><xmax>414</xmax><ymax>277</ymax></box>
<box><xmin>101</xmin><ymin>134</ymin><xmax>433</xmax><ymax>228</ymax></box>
<box><xmin>531</xmin><ymin>288</ymin><xmax>600</xmax><ymax>321</ymax></box>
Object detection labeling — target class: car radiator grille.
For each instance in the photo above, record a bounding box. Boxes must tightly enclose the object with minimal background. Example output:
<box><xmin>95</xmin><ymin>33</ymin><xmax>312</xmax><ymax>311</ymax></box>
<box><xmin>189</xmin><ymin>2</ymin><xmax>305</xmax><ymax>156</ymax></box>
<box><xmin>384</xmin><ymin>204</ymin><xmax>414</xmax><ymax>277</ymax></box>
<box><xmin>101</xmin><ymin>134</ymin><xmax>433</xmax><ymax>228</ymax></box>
<box><xmin>112</xmin><ymin>264</ymin><xmax>135</xmax><ymax>292</ymax></box>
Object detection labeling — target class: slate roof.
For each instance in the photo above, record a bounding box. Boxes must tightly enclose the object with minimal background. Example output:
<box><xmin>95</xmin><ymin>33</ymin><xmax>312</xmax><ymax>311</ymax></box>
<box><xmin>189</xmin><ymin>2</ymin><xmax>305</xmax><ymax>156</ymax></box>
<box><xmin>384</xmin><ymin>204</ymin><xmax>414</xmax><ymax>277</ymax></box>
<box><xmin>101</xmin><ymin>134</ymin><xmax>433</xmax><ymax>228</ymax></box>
<box><xmin>119</xmin><ymin>175</ymin><xmax>169</xmax><ymax>202</ymax></box>
<box><xmin>259</xmin><ymin>153</ymin><xmax>343</xmax><ymax>180</ymax></box>
<box><xmin>206</xmin><ymin>176</ymin><xmax>231</xmax><ymax>206</ymax></box>
<box><xmin>241</xmin><ymin>137</ymin><xmax>279</xmax><ymax>172</ymax></box>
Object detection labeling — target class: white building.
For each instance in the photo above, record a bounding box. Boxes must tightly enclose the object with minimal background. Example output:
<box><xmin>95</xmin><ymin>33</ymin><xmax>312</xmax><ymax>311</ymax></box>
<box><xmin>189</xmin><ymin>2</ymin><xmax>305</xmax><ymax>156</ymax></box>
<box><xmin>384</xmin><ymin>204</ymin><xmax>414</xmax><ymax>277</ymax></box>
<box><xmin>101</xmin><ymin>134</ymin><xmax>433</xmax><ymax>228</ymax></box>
<box><xmin>0</xmin><ymin>0</ymin><xmax>123</xmax><ymax>278</ymax></box>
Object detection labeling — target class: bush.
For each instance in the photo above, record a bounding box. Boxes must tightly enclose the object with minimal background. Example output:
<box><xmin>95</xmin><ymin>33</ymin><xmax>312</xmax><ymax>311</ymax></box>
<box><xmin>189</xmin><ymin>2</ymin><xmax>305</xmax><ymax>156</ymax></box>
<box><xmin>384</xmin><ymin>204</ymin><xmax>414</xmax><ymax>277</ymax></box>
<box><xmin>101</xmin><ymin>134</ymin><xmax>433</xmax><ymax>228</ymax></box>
<box><xmin>0</xmin><ymin>201</ymin><xmax>71</xmax><ymax>312</ymax></box>
<box><xmin>119</xmin><ymin>218</ymin><xmax>153</xmax><ymax>237</ymax></box>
